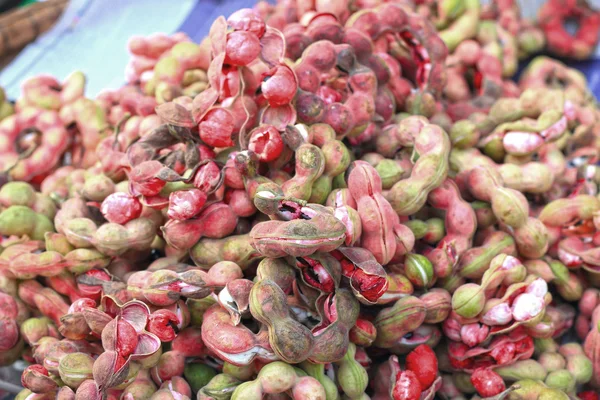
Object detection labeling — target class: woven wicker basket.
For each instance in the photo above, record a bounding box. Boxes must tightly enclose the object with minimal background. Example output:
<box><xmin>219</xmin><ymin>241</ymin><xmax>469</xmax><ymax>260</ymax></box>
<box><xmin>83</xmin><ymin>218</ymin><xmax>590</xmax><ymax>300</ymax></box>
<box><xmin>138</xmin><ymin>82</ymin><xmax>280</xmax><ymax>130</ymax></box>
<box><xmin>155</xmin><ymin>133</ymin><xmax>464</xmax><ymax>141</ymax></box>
<box><xmin>0</xmin><ymin>0</ymin><xmax>68</xmax><ymax>66</ymax></box>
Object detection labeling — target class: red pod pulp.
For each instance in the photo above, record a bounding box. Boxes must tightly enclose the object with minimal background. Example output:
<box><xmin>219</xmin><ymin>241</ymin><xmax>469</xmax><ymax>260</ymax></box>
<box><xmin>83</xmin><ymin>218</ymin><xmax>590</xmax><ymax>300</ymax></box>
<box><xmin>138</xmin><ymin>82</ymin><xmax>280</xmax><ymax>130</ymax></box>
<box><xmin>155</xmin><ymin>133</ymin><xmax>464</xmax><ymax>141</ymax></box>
<box><xmin>471</xmin><ymin>368</ymin><xmax>506</xmax><ymax>398</ymax></box>
<box><xmin>392</xmin><ymin>370</ymin><xmax>422</xmax><ymax>400</ymax></box>
<box><xmin>405</xmin><ymin>344</ymin><xmax>438</xmax><ymax>389</ymax></box>
<box><xmin>247</xmin><ymin>125</ymin><xmax>284</xmax><ymax>162</ymax></box>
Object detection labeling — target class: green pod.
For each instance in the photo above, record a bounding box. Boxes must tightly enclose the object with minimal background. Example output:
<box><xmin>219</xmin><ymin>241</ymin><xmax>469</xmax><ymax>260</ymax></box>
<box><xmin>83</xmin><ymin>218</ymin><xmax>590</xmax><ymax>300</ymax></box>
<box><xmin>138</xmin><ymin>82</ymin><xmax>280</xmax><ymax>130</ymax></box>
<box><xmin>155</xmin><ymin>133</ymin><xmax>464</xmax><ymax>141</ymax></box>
<box><xmin>0</xmin><ymin>205</ymin><xmax>38</xmax><ymax>237</ymax></box>
<box><xmin>191</xmin><ymin>235</ymin><xmax>260</xmax><ymax>270</ymax></box>
<box><xmin>547</xmin><ymin>260</ymin><xmax>569</xmax><ymax>284</ymax></box>
<box><xmin>32</xmin><ymin>194</ymin><xmax>57</xmax><ymax>221</ymax></box>
<box><xmin>332</xmin><ymin>173</ymin><xmax>347</xmax><ymax>189</ymax></box>
<box><xmin>58</xmin><ymin>352</ymin><xmax>94</xmax><ymax>389</ymax></box>
<box><xmin>81</xmin><ymin>174</ymin><xmax>115</xmax><ymax>202</ymax></box>
<box><xmin>539</xmin><ymin>195</ymin><xmax>600</xmax><ymax>227</ymax></box>
<box><xmin>555</xmin><ymin>273</ymin><xmax>583</xmax><ymax>302</ymax></box>
<box><xmin>230</xmin><ymin>380</ymin><xmax>262</xmax><ymax>400</ymax></box>
<box><xmin>482</xmin><ymin>137</ymin><xmax>506</xmax><ymax>162</ymax></box>
<box><xmin>250</xmin><ymin>279</ymin><xmax>314</xmax><ymax>363</ymax></box>
<box><xmin>495</xmin><ymin>360</ymin><xmax>547</xmax><ymax>382</ymax></box>
<box><xmin>0</xmin><ymin>102</ymin><xmax>14</xmax><ymax>121</ymax></box>
<box><xmin>122</xmin><ymin>378</ymin><xmax>157</xmax><ymax>400</ymax></box>
<box><xmin>44</xmin><ymin>232</ymin><xmax>74</xmax><ymax>256</ymax></box>
<box><xmin>537</xmin><ymin>388</ymin><xmax>570</xmax><ymax>400</ymax></box>
<box><xmin>538</xmin><ymin>352</ymin><xmax>566</xmax><ymax>373</ymax></box>
<box><xmin>65</xmin><ymin>249</ymin><xmax>111</xmax><ymax>275</ymax></box>
<box><xmin>453</xmin><ymin>373</ymin><xmax>476</xmax><ymax>394</ymax></box>
<box><xmin>336</xmin><ymin>343</ymin><xmax>368</xmax><ymax>399</ymax></box>
<box><xmin>283</xmin><ymin>143</ymin><xmax>326</xmax><ymax>201</ymax></box>
<box><xmin>15</xmin><ymin>390</ymin><xmax>33</xmax><ymax>400</ymax></box>
<box><xmin>490</xmin><ymin>187</ymin><xmax>529</xmax><ymax>228</ymax></box>
<box><xmin>449</xmin><ymin>120</ymin><xmax>479</xmax><ymax>149</ymax></box>
<box><xmin>374</xmin><ymin>296</ymin><xmax>426</xmax><ymax>348</ymax></box>
<box><xmin>20</xmin><ymin>317</ymin><xmax>52</xmax><ymax>345</ymax></box>
<box><xmin>198</xmin><ymin>373</ymin><xmax>241</xmax><ymax>400</ymax></box>
<box><xmin>404</xmin><ymin>219</ymin><xmax>428</xmax><ymax>240</ymax></box>
<box><xmin>256</xmin><ymin>258</ymin><xmax>296</xmax><ymax>293</ymax></box>
<box><xmin>507</xmin><ymin>379</ymin><xmax>546</xmax><ymax>400</ymax></box>
<box><xmin>513</xmin><ymin>217</ymin><xmax>549</xmax><ymax>259</ymax></box>
<box><xmin>30</xmin><ymin>214</ymin><xmax>55</xmax><ymax>241</ymax></box>
<box><xmin>451</xmin><ymin>283</ymin><xmax>486</xmax><ymax>319</ymax></box>
<box><xmin>231</xmin><ymin>362</ymin><xmax>296</xmax><ymax>400</ymax></box>
<box><xmin>160</xmin><ymin>181</ymin><xmax>195</xmax><ymax>197</ymax></box>
<box><xmin>221</xmin><ymin>363</ymin><xmax>254</xmax><ymax>382</ymax></box>
<box><xmin>388</xmin><ymin>119</ymin><xmax>450</xmax><ymax>216</ymax></box>
<box><xmin>0</xmin><ymin>182</ymin><xmax>36</xmax><ymax>207</ymax></box>
<box><xmin>404</xmin><ymin>253</ymin><xmax>434</xmax><ymax>288</ymax></box>
<box><xmin>438</xmin><ymin>0</ymin><xmax>480</xmax><ymax>51</ymax></box>
<box><xmin>458</xmin><ymin>233</ymin><xmax>515</xmax><ymax>279</ymax></box>
<box><xmin>375</xmin><ymin>159</ymin><xmax>404</xmax><ymax>190</ymax></box>
<box><xmin>184</xmin><ymin>363</ymin><xmax>217</xmax><ymax>393</ymax></box>
<box><xmin>544</xmin><ymin>369</ymin><xmax>575</xmax><ymax>393</ymax></box>
<box><xmin>535</xmin><ymin>338</ymin><xmax>559</xmax><ymax>356</ymax></box>
<box><xmin>309</xmin><ymin>175</ymin><xmax>333</xmax><ymax>205</ymax></box>
<box><xmin>565</xmin><ymin>354</ymin><xmax>592</xmax><ymax>384</ymax></box>
<box><xmin>188</xmin><ymin>296</ymin><xmax>217</xmax><ymax>326</ymax></box>
<box><xmin>300</xmin><ymin>362</ymin><xmax>339</xmax><ymax>400</ymax></box>
<box><xmin>64</xmin><ymin>218</ymin><xmax>97</xmax><ymax>248</ymax></box>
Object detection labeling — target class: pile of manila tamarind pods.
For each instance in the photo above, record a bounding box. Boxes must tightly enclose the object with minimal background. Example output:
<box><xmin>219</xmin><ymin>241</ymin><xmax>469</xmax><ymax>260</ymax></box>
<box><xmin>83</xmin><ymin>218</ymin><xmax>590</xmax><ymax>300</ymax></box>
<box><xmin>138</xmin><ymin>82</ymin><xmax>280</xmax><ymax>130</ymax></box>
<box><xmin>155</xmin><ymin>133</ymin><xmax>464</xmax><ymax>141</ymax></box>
<box><xmin>1</xmin><ymin>0</ymin><xmax>600</xmax><ymax>400</ymax></box>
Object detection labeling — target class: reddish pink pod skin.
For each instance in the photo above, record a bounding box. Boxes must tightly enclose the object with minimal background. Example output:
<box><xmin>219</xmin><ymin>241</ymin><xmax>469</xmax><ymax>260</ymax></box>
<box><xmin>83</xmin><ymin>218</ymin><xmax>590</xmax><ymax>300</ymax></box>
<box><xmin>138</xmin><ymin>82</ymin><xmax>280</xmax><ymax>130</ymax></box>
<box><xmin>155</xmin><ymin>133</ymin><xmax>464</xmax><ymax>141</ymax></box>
<box><xmin>225</xmin><ymin>31</ymin><xmax>261</xmax><ymax>66</ymax></box>
<box><xmin>224</xmin><ymin>94</ymin><xmax>258</xmax><ymax>132</ymax></box>
<box><xmin>261</xmin><ymin>65</ymin><xmax>298</xmax><ymax>107</ymax></box>
<box><xmin>584</xmin><ymin>311</ymin><xmax>600</xmax><ymax>388</ymax></box>
<box><xmin>193</xmin><ymin>161</ymin><xmax>222</xmax><ymax>193</ymax></box>
<box><xmin>322</xmin><ymin>103</ymin><xmax>355</xmax><ymax>138</ymax></box>
<box><xmin>426</xmin><ymin>179</ymin><xmax>477</xmax><ymax>278</ymax></box>
<box><xmin>34</xmin><ymin>288</ymin><xmax>69</xmax><ymax>326</ymax></box>
<box><xmin>151</xmin><ymin>351</ymin><xmax>186</xmax><ymax>385</ymax></box>
<box><xmin>247</xmin><ymin>125</ymin><xmax>284</xmax><ymax>162</ymax></box>
<box><xmin>167</xmin><ymin>189</ymin><xmax>207</xmax><ymax>221</ymax></box>
<box><xmin>347</xmin><ymin>160</ymin><xmax>398</xmax><ymax>265</ymax></box>
<box><xmin>250</xmin><ymin>205</ymin><xmax>346</xmax><ymax>258</ymax></box>
<box><xmin>128</xmin><ymin>33</ymin><xmax>175</xmax><ymax>58</ymax></box>
<box><xmin>0</xmin><ymin>293</ymin><xmax>19</xmax><ymax>351</ymax></box>
<box><xmin>227</xmin><ymin>8</ymin><xmax>266</xmax><ymax>38</ymax></box>
<box><xmin>225</xmin><ymin>189</ymin><xmax>257</xmax><ymax>217</ymax></box>
<box><xmin>130</xmin><ymin>161</ymin><xmax>167</xmax><ymax>196</ymax></box>
<box><xmin>295</xmin><ymin>63</ymin><xmax>321</xmax><ymax>93</ymax></box>
<box><xmin>579</xmin><ymin>289</ymin><xmax>600</xmax><ymax>317</ymax></box>
<box><xmin>170</xmin><ymin>327</ymin><xmax>205</xmax><ymax>357</ymax></box>
<box><xmin>344</xmin><ymin>92</ymin><xmax>376</xmax><ymax>135</ymax></box>
<box><xmin>12</xmin><ymin>6</ymin><xmax>600</xmax><ymax>399</ymax></box>
<box><xmin>296</xmin><ymin>92</ymin><xmax>325</xmax><ymax>124</ymax></box>
<box><xmin>284</xmin><ymin>24</ymin><xmax>311</xmax><ymax>60</ymax></box>
<box><xmin>224</xmin><ymin>155</ymin><xmax>245</xmax><ymax>189</ymax></box>
<box><xmin>147</xmin><ymin>310</ymin><xmax>179</xmax><ymax>342</ymax></box>
<box><xmin>199</xmin><ymin>107</ymin><xmax>235</xmax><ymax>148</ymax></box>
<box><xmin>200</xmin><ymin>304</ymin><xmax>276</xmax><ymax>366</ymax></box>
<box><xmin>101</xmin><ymin>193</ymin><xmax>143</xmax><ymax>225</ymax></box>
<box><xmin>162</xmin><ymin>203</ymin><xmax>238</xmax><ymax>250</ymax></box>
<box><xmin>306</xmin><ymin>14</ymin><xmax>344</xmax><ymax>44</ymax></box>
<box><xmin>0</xmin><ymin>110</ymin><xmax>70</xmax><ymax>182</ymax></box>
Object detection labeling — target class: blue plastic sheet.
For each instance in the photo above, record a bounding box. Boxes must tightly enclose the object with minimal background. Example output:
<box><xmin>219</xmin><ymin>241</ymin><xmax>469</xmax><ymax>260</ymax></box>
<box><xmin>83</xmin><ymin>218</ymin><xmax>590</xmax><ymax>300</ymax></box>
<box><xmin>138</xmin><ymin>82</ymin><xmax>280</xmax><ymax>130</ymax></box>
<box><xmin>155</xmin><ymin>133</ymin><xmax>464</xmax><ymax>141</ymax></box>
<box><xmin>0</xmin><ymin>0</ymin><xmax>196</xmax><ymax>99</ymax></box>
<box><xmin>0</xmin><ymin>0</ymin><xmax>598</xmax><ymax>99</ymax></box>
